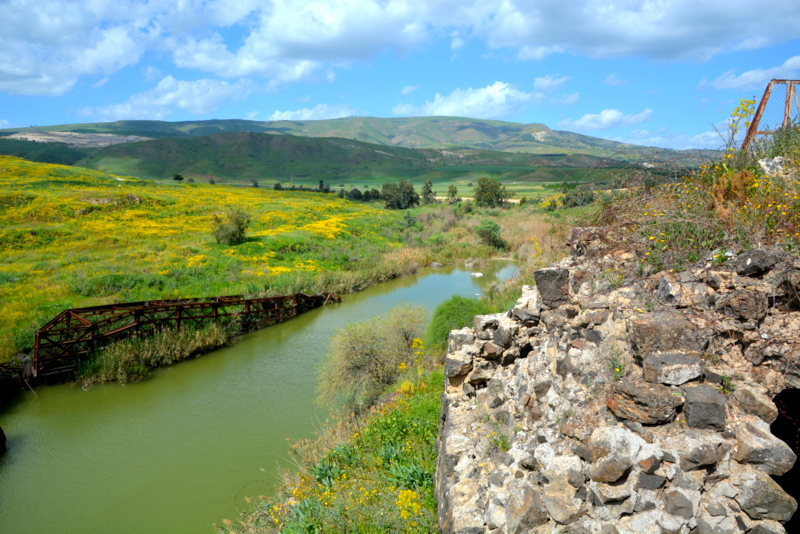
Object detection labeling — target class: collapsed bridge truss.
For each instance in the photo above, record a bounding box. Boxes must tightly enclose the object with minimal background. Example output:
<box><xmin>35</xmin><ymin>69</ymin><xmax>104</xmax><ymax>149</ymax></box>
<box><xmin>20</xmin><ymin>292</ymin><xmax>338</xmax><ymax>378</ymax></box>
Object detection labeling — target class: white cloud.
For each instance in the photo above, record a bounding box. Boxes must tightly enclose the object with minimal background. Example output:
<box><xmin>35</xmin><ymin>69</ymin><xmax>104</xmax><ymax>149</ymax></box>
<box><xmin>3</xmin><ymin>1</ymin><xmax>800</xmax><ymax>96</ymax></box>
<box><xmin>603</xmin><ymin>73</ymin><xmax>628</xmax><ymax>87</ymax></box>
<box><xmin>558</xmin><ymin>108</ymin><xmax>653</xmax><ymax>130</ymax></box>
<box><xmin>551</xmin><ymin>92</ymin><xmax>580</xmax><ymax>105</ymax></box>
<box><xmin>91</xmin><ymin>77</ymin><xmax>109</xmax><ymax>89</ymax></box>
<box><xmin>708</xmin><ymin>55</ymin><xmax>800</xmax><ymax>90</ymax></box>
<box><xmin>245</xmin><ymin>110</ymin><xmax>259</xmax><ymax>120</ymax></box>
<box><xmin>297</xmin><ymin>95</ymin><xmax>312</xmax><ymax>102</ymax></box>
<box><xmin>77</xmin><ymin>76</ymin><xmax>251</xmax><ymax>121</ymax></box>
<box><xmin>268</xmin><ymin>103</ymin><xmax>359</xmax><ymax>121</ymax></box>
<box><xmin>617</xmin><ymin>128</ymin><xmax>725</xmax><ymax>150</ymax></box>
<box><xmin>0</xmin><ymin>118</ymin><xmax>9</xmax><ymax>128</ymax></box>
<box><xmin>392</xmin><ymin>81</ymin><xmax>533</xmax><ymax>119</ymax></box>
<box><xmin>142</xmin><ymin>66</ymin><xmax>163</xmax><ymax>83</ymax></box>
<box><xmin>401</xmin><ymin>85</ymin><xmax>420</xmax><ymax>95</ymax></box>
<box><xmin>533</xmin><ymin>74</ymin><xmax>570</xmax><ymax>93</ymax></box>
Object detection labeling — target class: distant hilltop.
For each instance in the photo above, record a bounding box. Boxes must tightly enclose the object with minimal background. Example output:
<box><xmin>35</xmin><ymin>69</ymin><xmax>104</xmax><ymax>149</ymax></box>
<box><xmin>2</xmin><ymin>116</ymin><xmax>667</xmax><ymax>159</ymax></box>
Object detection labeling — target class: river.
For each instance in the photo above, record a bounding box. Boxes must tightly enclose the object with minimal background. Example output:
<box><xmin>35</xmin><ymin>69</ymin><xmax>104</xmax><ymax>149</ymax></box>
<box><xmin>0</xmin><ymin>261</ymin><xmax>516</xmax><ymax>533</ymax></box>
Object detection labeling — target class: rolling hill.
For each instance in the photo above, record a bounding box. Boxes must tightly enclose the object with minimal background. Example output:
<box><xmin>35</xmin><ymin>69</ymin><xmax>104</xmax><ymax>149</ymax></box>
<box><xmin>2</xmin><ymin>116</ymin><xmax>655</xmax><ymax>157</ymax></box>
<box><xmin>74</xmin><ymin>131</ymin><xmax>628</xmax><ymax>187</ymax></box>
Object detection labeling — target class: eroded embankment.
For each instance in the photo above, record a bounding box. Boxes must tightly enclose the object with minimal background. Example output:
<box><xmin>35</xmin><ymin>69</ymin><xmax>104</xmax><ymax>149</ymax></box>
<box><xmin>437</xmin><ymin>227</ymin><xmax>800</xmax><ymax>533</ymax></box>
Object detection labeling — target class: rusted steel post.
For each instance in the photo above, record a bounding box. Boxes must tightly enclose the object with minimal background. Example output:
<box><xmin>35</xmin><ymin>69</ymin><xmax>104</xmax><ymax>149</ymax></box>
<box><xmin>785</xmin><ymin>82</ymin><xmax>794</xmax><ymax>129</ymax></box>
<box><xmin>742</xmin><ymin>80</ymin><xmax>775</xmax><ymax>152</ymax></box>
<box><xmin>33</xmin><ymin>331</ymin><xmax>40</xmax><ymax>376</ymax></box>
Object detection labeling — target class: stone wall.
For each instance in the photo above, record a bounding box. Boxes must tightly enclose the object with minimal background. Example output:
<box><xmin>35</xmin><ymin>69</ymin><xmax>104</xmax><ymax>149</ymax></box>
<box><xmin>436</xmin><ymin>227</ymin><xmax>800</xmax><ymax>533</ymax></box>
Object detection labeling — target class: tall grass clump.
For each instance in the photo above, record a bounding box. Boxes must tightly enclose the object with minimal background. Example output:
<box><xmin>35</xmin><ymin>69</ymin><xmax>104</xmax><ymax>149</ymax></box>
<box><xmin>317</xmin><ymin>304</ymin><xmax>427</xmax><ymax>416</ymax></box>
<box><xmin>424</xmin><ymin>295</ymin><xmax>492</xmax><ymax>352</ymax></box>
<box><xmin>78</xmin><ymin>322</ymin><xmax>234</xmax><ymax>385</ymax></box>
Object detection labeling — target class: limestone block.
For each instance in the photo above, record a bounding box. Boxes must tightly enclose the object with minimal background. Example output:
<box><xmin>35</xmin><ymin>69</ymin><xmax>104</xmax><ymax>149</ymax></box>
<box><xmin>643</xmin><ymin>353</ymin><xmax>704</xmax><ymax>386</ymax></box>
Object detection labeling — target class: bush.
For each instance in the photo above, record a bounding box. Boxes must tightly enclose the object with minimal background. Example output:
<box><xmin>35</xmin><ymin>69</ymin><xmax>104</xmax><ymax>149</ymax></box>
<box><xmin>475</xmin><ymin>219</ymin><xmax>507</xmax><ymax>249</ymax></box>
<box><xmin>211</xmin><ymin>208</ymin><xmax>251</xmax><ymax>245</ymax></box>
<box><xmin>562</xmin><ymin>189</ymin><xmax>596</xmax><ymax>208</ymax></box>
<box><xmin>424</xmin><ymin>296</ymin><xmax>492</xmax><ymax>351</ymax></box>
<box><xmin>318</xmin><ymin>304</ymin><xmax>426</xmax><ymax>415</ymax></box>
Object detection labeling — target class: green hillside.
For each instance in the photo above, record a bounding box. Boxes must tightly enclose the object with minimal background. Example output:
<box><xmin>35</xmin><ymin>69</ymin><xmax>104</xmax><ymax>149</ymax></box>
<box><xmin>2</xmin><ymin>116</ymin><xmax>655</xmax><ymax>157</ymax></box>
<box><xmin>74</xmin><ymin>131</ymin><xmax>630</xmax><ymax>193</ymax></box>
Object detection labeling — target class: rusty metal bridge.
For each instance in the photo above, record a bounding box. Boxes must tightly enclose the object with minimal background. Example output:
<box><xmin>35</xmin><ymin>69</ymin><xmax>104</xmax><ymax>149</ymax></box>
<box><xmin>3</xmin><ymin>292</ymin><xmax>339</xmax><ymax>379</ymax></box>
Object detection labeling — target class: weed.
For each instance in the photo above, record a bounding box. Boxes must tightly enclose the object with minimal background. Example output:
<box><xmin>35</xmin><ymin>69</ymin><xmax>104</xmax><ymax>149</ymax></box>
<box><xmin>719</xmin><ymin>375</ymin><xmax>735</xmax><ymax>395</ymax></box>
<box><xmin>608</xmin><ymin>353</ymin><xmax>625</xmax><ymax>381</ymax></box>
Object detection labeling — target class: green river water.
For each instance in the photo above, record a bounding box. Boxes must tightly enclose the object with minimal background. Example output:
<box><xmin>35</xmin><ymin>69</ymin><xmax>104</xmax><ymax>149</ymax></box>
<box><xmin>0</xmin><ymin>261</ymin><xmax>516</xmax><ymax>533</ymax></box>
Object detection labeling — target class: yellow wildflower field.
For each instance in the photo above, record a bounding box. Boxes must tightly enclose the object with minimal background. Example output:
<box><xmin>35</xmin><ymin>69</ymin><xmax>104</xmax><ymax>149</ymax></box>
<box><xmin>0</xmin><ymin>156</ymin><xmax>403</xmax><ymax>362</ymax></box>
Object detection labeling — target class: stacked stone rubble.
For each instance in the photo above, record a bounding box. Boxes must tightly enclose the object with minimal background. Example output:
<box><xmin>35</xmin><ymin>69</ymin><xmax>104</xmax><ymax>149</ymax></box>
<box><xmin>436</xmin><ymin>228</ymin><xmax>800</xmax><ymax>533</ymax></box>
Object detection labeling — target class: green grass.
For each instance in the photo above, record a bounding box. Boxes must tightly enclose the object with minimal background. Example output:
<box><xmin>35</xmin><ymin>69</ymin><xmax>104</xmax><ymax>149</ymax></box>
<box><xmin>424</xmin><ymin>296</ymin><xmax>493</xmax><ymax>351</ymax></box>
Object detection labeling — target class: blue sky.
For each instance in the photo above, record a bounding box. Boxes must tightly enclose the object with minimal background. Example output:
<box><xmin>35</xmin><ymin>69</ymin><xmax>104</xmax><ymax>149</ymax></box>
<box><xmin>1</xmin><ymin>0</ymin><xmax>799</xmax><ymax>149</ymax></box>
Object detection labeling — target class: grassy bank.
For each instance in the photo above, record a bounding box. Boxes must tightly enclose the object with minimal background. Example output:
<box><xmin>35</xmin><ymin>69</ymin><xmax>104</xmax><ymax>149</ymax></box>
<box><xmin>0</xmin><ymin>154</ymin><xmax>574</xmax><ymax>367</ymax></box>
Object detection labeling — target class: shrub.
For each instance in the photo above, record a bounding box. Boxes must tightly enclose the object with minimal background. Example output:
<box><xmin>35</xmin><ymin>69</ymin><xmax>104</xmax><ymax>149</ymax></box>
<box><xmin>447</xmin><ymin>184</ymin><xmax>460</xmax><ymax>205</ymax></box>
<box><xmin>211</xmin><ymin>207</ymin><xmax>251</xmax><ymax>245</ymax></box>
<box><xmin>173</xmin><ymin>174</ymin><xmax>184</xmax><ymax>182</ymax></box>
<box><xmin>424</xmin><ymin>295</ymin><xmax>492</xmax><ymax>351</ymax></box>
<box><xmin>475</xmin><ymin>219</ymin><xmax>507</xmax><ymax>249</ymax></box>
<box><xmin>318</xmin><ymin>304</ymin><xmax>427</xmax><ymax>415</ymax></box>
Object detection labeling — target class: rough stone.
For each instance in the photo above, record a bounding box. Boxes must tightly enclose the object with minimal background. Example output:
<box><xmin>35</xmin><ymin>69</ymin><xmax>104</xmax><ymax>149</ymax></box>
<box><xmin>444</xmin><ymin>478</ymin><xmax>485</xmax><ymax>533</ymax></box>
<box><xmin>445</xmin><ymin>347</ymin><xmax>474</xmax><ymax>378</ymax></box>
<box><xmin>448</xmin><ymin>327</ymin><xmax>476</xmax><ymax>354</ymax></box>
<box><xmin>466</xmin><ymin>359</ymin><xmax>495</xmax><ymax>384</ymax></box>
<box><xmin>733</xmin><ymin>417</ymin><xmax>797</xmax><ymax>476</ymax></box>
<box><xmin>588</xmin><ymin>426</ymin><xmax>645</xmax><ymax>483</ymax></box>
<box><xmin>732</xmin><ymin>386</ymin><xmax>778</xmax><ymax>424</ymax></box>
<box><xmin>473</xmin><ymin>313</ymin><xmax>503</xmax><ymax>340</ymax></box>
<box><xmin>628</xmin><ymin>311</ymin><xmax>706</xmax><ymax>358</ymax></box>
<box><xmin>695</xmin><ymin>511</ymin><xmax>743</xmax><ymax>534</ymax></box>
<box><xmin>637</xmin><ymin>473</ymin><xmax>666</xmax><ymax>490</ymax></box>
<box><xmin>683</xmin><ymin>385</ymin><xmax>727</xmax><ymax>431</ymax></box>
<box><xmin>533</xmin><ymin>268</ymin><xmax>571</xmax><ymax>308</ymax></box>
<box><xmin>542</xmin><ymin>477</ymin><xmax>583</xmax><ymax>525</ymax></box>
<box><xmin>511</xmin><ymin>285</ymin><xmax>542</xmax><ymax>325</ymax></box>
<box><xmin>643</xmin><ymin>353</ymin><xmax>704</xmax><ymax>386</ymax></box>
<box><xmin>733</xmin><ymin>249</ymin><xmax>779</xmax><ymax>276</ymax></box>
<box><xmin>665</xmin><ymin>488</ymin><xmax>695</xmax><ymax>519</ymax></box>
<box><xmin>606</xmin><ymin>379</ymin><xmax>683</xmax><ymax>424</ymax></box>
<box><xmin>504</xmin><ymin>478</ymin><xmax>548</xmax><ymax>533</ymax></box>
<box><xmin>749</xmin><ymin>519</ymin><xmax>788</xmax><ymax>534</ymax></box>
<box><xmin>732</xmin><ymin>466</ymin><xmax>797</xmax><ymax>521</ymax></box>
<box><xmin>716</xmin><ymin>289</ymin><xmax>769</xmax><ymax>321</ymax></box>
<box><xmin>483</xmin><ymin>342</ymin><xmax>504</xmax><ymax>359</ymax></box>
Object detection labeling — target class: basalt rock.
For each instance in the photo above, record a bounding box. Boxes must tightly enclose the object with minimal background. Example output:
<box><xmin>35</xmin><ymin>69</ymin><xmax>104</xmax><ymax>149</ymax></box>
<box><xmin>436</xmin><ymin>228</ymin><xmax>798</xmax><ymax>533</ymax></box>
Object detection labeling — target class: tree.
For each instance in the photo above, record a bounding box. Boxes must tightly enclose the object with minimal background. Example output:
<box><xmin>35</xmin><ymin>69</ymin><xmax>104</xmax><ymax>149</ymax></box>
<box><xmin>273</xmin><ymin>182</ymin><xmax>283</xmax><ymax>191</ymax></box>
<box><xmin>212</xmin><ymin>208</ymin><xmax>251</xmax><ymax>245</ymax></box>
<box><xmin>251</xmin><ymin>180</ymin><xmax>259</xmax><ymax>188</ymax></box>
<box><xmin>421</xmin><ymin>179</ymin><xmax>436</xmax><ymax>204</ymax></box>
<box><xmin>447</xmin><ymin>184</ymin><xmax>461</xmax><ymax>205</ymax></box>
<box><xmin>382</xmin><ymin>180</ymin><xmax>420</xmax><ymax>210</ymax></box>
<box><xmin>347</xmin><ymin>188</ymin><xmax>363</xmax><ymax>201</ymax></box>
<box><xmin>173</xmin><ymin>174</ymin><xmax>184</xmax><ymax>182</ymax></box>
<box><xmin>474</xmin><ymin>177</ymin><xmax>513</xmax><ymax>208</ymax></box>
